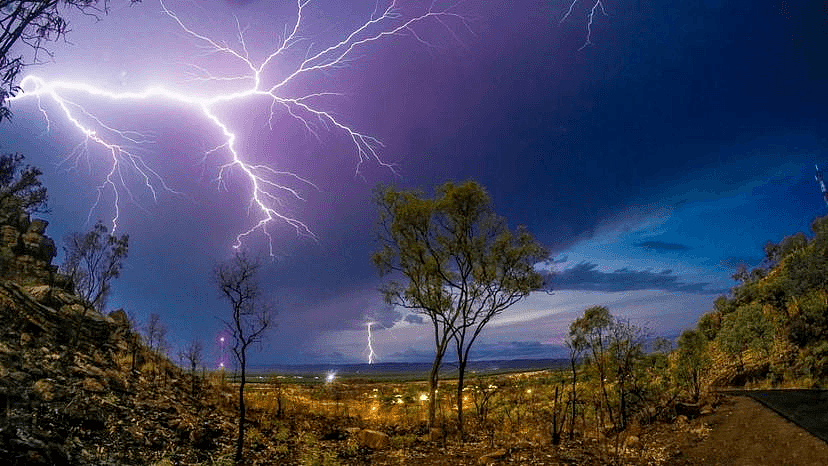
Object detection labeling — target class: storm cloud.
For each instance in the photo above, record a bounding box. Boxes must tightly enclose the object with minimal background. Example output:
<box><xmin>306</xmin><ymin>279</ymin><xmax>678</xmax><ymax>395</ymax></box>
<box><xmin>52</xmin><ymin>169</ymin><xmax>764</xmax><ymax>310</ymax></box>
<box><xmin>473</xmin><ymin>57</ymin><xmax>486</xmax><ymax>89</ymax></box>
<box><xmin>553</xmin><ymin>262</ymin><xmax>719</xmax><ymax>294</ymax></box>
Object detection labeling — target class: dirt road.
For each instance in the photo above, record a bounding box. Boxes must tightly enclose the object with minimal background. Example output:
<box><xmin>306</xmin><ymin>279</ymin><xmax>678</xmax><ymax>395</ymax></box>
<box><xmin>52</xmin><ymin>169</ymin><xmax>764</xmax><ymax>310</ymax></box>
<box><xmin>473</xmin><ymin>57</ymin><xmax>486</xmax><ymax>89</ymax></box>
<box><xmin>669</xmin><ymin>394</ymin><xmax>828</xmax><ymax>466</ymax></box>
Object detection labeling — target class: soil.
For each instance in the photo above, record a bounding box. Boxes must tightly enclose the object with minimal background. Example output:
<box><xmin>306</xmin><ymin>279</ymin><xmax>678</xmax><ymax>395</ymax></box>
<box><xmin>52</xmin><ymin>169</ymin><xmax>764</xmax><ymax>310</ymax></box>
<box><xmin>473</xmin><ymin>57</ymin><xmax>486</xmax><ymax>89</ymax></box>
<box><xmin>667</xmin><ymin>394</ymin><xmax>828</xmax><ymax>466</ymax></box>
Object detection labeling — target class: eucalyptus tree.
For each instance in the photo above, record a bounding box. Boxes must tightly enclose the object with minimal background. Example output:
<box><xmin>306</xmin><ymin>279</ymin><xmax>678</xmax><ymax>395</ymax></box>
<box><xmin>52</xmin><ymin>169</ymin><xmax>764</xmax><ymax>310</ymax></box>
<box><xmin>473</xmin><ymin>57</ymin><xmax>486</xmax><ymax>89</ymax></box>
<box><xmin>570</xmin><ymin>305</ymin><xmax>614</xmax><ymax>428</ymax></box>
<box><xmin>373</xmin><ymin>181</ymin><xmax>548</xmax><ymax>433</ymax></box>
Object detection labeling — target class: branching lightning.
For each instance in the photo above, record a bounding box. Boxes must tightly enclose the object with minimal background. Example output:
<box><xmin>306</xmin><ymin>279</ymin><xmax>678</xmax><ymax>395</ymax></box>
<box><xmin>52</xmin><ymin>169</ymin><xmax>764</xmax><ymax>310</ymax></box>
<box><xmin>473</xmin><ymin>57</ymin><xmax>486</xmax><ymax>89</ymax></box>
<box><xmin>8</xmin><ymin>0</ymin><xmax>472</xmax><ymax>252</ymax></box>
<box><xmin>560</xmin><ymin>0</ymin><xmax>608</xmax><ymax>51</ymax></box>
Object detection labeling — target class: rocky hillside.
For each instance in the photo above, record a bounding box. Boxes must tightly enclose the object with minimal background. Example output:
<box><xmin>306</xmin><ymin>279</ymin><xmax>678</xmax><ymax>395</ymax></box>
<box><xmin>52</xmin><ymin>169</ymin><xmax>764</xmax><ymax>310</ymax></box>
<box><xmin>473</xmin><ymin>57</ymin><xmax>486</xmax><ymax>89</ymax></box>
<box><xmin>0</xmin><ymin>280</ymin><xmax>242</xmax><ymax>465</ymax></box>
<box><xmin>0</xmin><ymin>216</ymin><xmax>239</xmax><ymax>465</ymax></box>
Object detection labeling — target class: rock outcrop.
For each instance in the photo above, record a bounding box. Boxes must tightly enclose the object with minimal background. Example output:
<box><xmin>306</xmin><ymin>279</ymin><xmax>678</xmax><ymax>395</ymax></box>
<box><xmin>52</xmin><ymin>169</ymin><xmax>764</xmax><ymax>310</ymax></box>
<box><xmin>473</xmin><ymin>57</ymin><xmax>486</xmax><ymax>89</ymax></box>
<box><xmin>0</xmin><ymin>212</ymin><xmax>68</xmax><ymax>288</ymax></box>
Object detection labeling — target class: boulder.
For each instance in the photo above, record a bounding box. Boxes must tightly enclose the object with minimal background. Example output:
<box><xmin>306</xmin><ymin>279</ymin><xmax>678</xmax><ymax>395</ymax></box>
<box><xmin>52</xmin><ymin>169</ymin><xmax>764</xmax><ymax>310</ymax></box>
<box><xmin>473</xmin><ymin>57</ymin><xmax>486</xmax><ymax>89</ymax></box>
<box><xmin>32</xmin><ymin>379</ymin><xmax>63</xmax><ymax>402</ymax></box>
<box><xmin>356</xmin><ymin>429</ymin><xmax>389</xmax><ymax>450</ymax></box>
<box><xmin>26</xmin><ymin>285</ymin><xmax>52</xmax><ymax>304</ymax></box>
<box><xmin>82</xmin><ymin>377</ymin><xmax>106</xmax><ymax>393</ymax></box>
<box><xmin>478</xmin><ymin>449</ymin><xmax>508</xmax><ymax>465</ymax></box>
<box><xmin>108</xmin><ymin>309</ymin><xmax>130</xmax><ymax>327</ymax></box>
<box><xmin>675</xmin><ymin>402</ymin><xmax>701</xmax><ymax>418</ymax></box>
<box><xmin>0</xmin><ymin>225</ymin><xmax>18</xmax><ymax>248</ymax></box>
<box><xmin>27</xmin><ymin>219</ymin><xmax>48</xmax><ymax>234</ymax></box>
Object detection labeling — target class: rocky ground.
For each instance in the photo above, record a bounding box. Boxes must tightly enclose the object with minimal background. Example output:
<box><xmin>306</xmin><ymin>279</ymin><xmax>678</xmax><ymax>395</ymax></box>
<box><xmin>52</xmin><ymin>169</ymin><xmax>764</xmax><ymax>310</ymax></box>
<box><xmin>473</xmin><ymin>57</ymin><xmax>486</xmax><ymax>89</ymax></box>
<box><xmin>0</xmin><ymin>281</ymin><xmax>239</xmax><ymax>465</ymax></box>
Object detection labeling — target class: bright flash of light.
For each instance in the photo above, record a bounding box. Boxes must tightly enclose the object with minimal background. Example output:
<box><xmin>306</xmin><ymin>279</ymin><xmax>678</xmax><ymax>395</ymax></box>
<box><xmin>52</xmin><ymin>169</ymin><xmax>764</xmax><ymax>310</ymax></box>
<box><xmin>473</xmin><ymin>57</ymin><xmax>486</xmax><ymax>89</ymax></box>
<box><xmin>9</xmin><ymin>0</ymin><xmax>472</xmax><ymax>251</ymax></box>
<box><xmin>559</xmin><ymin>0</ymin><xmax>608</xmax><ymax>51</ymax></box>
<box><xmin>325</xmin><ymin>371</ymin><xmax>336</xmax><ymax>383</ymax></box>
<box><xmin>365</xmin><ymin>321</ymin><xmax>376</xmax><ymax>365</ymax></box>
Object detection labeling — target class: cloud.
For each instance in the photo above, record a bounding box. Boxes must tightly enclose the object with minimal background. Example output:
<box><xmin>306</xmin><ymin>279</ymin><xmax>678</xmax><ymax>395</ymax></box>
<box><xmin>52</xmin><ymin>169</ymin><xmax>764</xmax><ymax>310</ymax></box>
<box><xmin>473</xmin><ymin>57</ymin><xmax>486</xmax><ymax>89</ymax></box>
<box><xmin>552</xmin><ymin>262</ymin><xmax>720</xmax><ymax>294</ymax></box>
<box><xmin>366</xmin><ymin>303</ymin><xmax>402</xmax><ymax>330</ymax></box>
<box><xmin>635</xmin><ymin>241</ymin><xmax>691</xmax><ymax>252</ymax></box>
<box><xmin>404</xmin><ymin>314</ymin><xmax>425</xmax><ymax>324</ymax></box>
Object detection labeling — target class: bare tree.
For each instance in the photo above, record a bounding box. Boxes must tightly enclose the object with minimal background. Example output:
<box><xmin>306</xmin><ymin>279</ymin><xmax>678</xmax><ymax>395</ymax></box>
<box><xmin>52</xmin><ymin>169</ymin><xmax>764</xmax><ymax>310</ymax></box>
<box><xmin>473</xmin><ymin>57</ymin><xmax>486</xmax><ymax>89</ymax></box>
<box><xmin>179</xmin><ymin>338</ymin><xmax>203</xmax><ymax>396</ymax></box>
<box><xmin>0</xmin><ymin>0</ymin><xmax>140</xmax><ymax>121</ymax></box>
<box><xmin>143</xmin><ymin>312</ymin><xmax>167</xmax><ymax>353</ymax></box>
<box><xmin>60</xmin><ymin>220</ymin><xmax>128</xmax><ymax>312</ymax></box>
<box><xmin>213</xmin><ymin>251</ymin><xmax>273</xmax><ymax>463</ymax></box>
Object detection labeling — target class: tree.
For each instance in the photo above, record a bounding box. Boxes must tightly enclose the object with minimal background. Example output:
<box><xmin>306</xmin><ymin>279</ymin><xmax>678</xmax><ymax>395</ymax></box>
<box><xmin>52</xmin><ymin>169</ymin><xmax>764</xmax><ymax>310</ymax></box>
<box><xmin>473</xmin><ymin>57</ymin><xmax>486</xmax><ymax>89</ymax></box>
<box><xmin>373</xmin><ymin>181</ymin><xmax>548</xmax><ymax>433</ymax></box>
<box><xmin>143</xmin><ymin>312</ymin><xmax>167</xmax><ymax>353</ymax></box>
<box><xmin>717</xmin><ymin>302</ymin><xmax>774</xmax><ymax>369</ymax></box>
<box><xmin>179</xmin><ymin>338</ymin><xmax>203</xmax><ymax>396</ymax></box>
<box><xmin>608</xmin><ymin>318</ymin><xmax>645</xmax><ymax>430</ymax></box>
<box><xmin>674</xmin><ymin>329</ymin><xmax>710</xmax><ymax>401</ymax></box>
<box><xmin>0</xmin><ymin>0</ymin><xmax>140</xmax><ymax>121</ymax></box>
<box><xmin>0</xmin><ymin>152</ymin><xmax>47</xmax><ymax>220</ymax></box>
<box><xmin>213</xmin><ymin>251</ymin><xmax>273</xmax><ymax>463</ymax></box>
<box><xmin>570</xmin><ymin>305</ymin><xmax>614</xmax><ymax>429</ymax></box>
<box><xmin>60</xmin><ymin>220</ymin><xmax>128</xmax><ymax>312</ymax></box>
<box><xmin>564</xmin><ymin>332</ymin><xmax>586</xmax><ymax>440</ymax></box>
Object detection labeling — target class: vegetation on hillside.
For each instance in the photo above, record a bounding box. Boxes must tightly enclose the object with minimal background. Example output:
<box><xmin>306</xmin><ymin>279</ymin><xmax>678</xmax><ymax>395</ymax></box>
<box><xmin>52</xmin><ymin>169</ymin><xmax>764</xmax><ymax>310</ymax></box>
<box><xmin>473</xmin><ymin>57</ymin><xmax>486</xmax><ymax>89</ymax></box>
<box><xmin>685</xmin><ymin>215</ymin><xmax>828</xmax><ymax>389</ymax></box>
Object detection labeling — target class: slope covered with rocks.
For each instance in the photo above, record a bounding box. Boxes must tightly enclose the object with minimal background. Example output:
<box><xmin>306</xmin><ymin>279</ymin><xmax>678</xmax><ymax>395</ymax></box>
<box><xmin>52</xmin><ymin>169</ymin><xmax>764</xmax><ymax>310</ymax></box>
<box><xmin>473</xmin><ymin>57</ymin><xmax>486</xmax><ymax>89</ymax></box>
<box><xmin>0</xmin><ymin>216</ymin><xmax>238</xmax><ymax>465</ymax></box>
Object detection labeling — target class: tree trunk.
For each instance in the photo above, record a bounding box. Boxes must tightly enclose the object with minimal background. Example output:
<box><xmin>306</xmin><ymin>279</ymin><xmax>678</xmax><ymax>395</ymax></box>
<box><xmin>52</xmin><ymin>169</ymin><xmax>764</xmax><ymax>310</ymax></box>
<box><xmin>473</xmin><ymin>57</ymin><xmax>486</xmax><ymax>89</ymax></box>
<box><xmin>596</xmin><ymin>358</ymin><xmax>614</xmax><ymax>428</ymax></box>
<box><xmin>235</xmin><ymin>352</ymin><xmax>246</xmax><ymax>463</ymax></box>
<box><xmin>456</xmin><ymin>358</ymin><xmax>467</xmax><ymax>440</ymax></box>
<box><xmin>428</xmin><ymin>352</ymin><xmax>442</xmax><ymax>428</ymax></box>
<box><xmin>618</xmin><ymin>379</ymin><xmax>626</xmax><ymax>430</ymax></box>
<box><xmin>551</xmin><ymin>385</ymin><xmax>561</xmax><ymax>445</ymax></box>
<box><xmin>569</xmin><ymin>358</ymin><xmax>577</xmax><ymax>440</ymax></box>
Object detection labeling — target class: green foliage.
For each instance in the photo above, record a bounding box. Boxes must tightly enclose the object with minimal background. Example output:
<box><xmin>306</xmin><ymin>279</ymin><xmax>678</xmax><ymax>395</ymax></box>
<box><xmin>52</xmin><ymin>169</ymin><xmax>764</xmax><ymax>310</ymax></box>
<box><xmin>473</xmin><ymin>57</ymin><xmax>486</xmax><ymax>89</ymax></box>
<box><xmin>373</xmin><ymin>181</ymin><xmax>549</xmax><ymax>429</ymax></box>
<box><xmin>569</xmin><ymin>306</ymin><xmax>654</xmax><ymax>431</ymax></box>
<box><xmin>716</xmin><ymin>303</ymin><xmax>773</xmax><ymax>362</ymax></box>
<box><xmin>677</xmin><ymin>215</ymin><xmax>828</xmax><ymax>387</ymax></box>
<box><xmin>674</xmin><ymin>329</ymin><xmax>710</xmax><ymax>400</ymax></box>
<box><xmin>273</xmin><ymin>422</ymin><xmax>291</xmax><ymax>442</ymax></box>
<box><xmin>0</xmin><ymin>153</ymin><xmax>48</xmax><ymax>220</ymax></box>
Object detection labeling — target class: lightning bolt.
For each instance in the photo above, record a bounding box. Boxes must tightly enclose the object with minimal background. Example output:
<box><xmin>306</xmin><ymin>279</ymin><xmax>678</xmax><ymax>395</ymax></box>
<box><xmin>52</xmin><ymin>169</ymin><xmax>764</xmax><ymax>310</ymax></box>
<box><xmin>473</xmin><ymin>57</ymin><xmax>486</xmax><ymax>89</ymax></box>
<box><xmin>8</xmin><ymin>0</ymin><xmax>472</xmax><ymax>252</ymax></box>
<box><xmin>366</xmin><ymin>321</ymin><xmax>376</xmax><ymax>364</ymax></box>
<box><xmin>560</xmin><ymin>0</ymin><xmax>608</xmax><ymax>51</ymax></box>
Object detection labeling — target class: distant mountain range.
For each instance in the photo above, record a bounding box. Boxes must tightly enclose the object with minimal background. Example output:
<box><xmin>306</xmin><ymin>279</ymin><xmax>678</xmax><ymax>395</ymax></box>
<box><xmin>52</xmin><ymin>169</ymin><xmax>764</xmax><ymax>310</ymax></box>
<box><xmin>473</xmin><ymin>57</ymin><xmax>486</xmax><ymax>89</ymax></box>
<box><xmin>246</xmin><ymin>358</ymin><xmax>569</xmax><ymax>382</ymax></box>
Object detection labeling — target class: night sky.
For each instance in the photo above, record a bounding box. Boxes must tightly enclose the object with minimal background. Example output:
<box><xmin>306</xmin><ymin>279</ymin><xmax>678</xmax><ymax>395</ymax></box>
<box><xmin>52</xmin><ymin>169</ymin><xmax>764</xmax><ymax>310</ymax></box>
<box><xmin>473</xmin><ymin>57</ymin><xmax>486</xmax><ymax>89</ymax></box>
<box><xmin>2</xmin><ymin>0</ymin><xmax>826</xmax><ymax>366</ymax></box>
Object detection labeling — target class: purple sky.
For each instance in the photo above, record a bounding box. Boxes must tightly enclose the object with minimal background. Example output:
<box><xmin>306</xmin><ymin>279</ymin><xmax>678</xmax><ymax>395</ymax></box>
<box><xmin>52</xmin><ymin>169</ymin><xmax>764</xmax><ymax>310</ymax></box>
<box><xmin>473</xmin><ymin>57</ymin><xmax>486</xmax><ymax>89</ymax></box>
<box><xmin>2</xmin><ymin>0</ymin><xmax>827</xmax><ymax>366</ymax></box>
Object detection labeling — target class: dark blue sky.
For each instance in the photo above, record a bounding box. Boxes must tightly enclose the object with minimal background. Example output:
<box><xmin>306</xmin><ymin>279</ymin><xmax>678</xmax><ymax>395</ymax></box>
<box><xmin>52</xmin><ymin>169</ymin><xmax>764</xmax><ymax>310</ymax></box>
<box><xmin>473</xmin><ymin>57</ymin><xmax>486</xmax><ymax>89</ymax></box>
<box><xmin>2</xmin><ymin>0</ymin><xmax>826</xmax><ymax>365</ymax></box>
